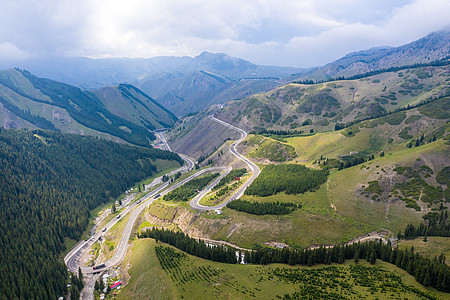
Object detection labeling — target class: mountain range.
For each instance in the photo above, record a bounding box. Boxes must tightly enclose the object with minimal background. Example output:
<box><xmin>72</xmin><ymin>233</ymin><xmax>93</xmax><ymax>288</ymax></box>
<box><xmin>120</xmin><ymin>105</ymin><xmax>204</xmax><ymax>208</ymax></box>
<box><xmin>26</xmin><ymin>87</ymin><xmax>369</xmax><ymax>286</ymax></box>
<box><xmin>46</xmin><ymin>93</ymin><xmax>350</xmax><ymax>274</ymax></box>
<box><xmin>0</xmin><ymin>69</ymin><xmax>177</xmax><ymax>147</ymax></box>
<box><xmin>0</xmin><ymin>29</ymin><xmax>449</xmax><ymax>150</ymax></box>
<box><xmin>299</xmin><ymin>30</ymin><xmax>450</xmax><ymax>81</ymax></box>
<box><xmin>2</xmin><ymin>30</ymin><xmax>449</xmax><ymax>117</ymax></box>
<box><xmin>6</xmin><ymin>52</ymin><xmax>305</xmax><ymax>116</ymax></box>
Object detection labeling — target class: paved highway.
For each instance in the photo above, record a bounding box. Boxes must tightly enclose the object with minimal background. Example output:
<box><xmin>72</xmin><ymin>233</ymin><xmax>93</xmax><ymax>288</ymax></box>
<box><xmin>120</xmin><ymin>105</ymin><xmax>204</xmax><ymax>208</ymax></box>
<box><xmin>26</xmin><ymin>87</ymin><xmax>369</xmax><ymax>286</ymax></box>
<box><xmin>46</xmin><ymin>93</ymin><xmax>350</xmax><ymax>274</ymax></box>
<box><xmin>189</xmin><ymin>116</ymin><xmax>261</xmax><ymax>210</ymax></box>
<box><xmin>67</xmin><ymin>118</ymin><xmax>259</xmax><ymax>277</ymax></box>
<box><xmin>65</xmin><ymin>135</ymin><xmax>206</xmax><ymax>274</ymax></box>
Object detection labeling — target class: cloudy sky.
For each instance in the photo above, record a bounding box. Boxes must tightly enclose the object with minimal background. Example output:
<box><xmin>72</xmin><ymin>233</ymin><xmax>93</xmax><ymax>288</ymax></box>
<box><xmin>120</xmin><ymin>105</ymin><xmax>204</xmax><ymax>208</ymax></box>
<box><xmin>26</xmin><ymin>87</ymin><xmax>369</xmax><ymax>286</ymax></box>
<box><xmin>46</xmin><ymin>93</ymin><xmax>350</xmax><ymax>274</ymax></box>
<box><xmin>0</xmin><ymin>0</ymin><xmax>449</xmax><ymax>67</ymax></box>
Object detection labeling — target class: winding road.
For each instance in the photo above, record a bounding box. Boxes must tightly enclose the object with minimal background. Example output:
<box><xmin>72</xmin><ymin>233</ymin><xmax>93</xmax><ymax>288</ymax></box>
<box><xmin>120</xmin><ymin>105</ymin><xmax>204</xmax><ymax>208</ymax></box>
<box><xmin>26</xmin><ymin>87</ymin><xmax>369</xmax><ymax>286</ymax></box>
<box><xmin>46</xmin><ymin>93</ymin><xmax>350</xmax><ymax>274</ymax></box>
<box><xmin>189</xmin><ymin>116</ymin><xmax>261</xmax><ymax>210</ymax></box>
<box><xmin>65</xmin><ymin>154</ymin><xmax>194</xmax><ymax>274</ymax></box>
<box><xmin>66</xmin><ymin>118</ymin><xmax>259</xmax><ymax>279</ymax></box>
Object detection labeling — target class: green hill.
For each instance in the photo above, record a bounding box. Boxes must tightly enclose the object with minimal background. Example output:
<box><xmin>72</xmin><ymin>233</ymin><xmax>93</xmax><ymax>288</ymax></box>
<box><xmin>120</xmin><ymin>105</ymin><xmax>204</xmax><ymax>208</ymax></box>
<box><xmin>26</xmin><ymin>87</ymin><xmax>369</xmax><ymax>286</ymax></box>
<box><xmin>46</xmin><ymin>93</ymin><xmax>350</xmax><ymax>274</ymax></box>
<box><xmin>0</xmin><ymin>69</ymin><xmax>177</xmax><ymax>147</ymax></box>
<box><xmin>163</xmin><ymin>96</ymin><xmax>449</xmax><ymax>248</ymax></box>
<box><xmin>215</xmin><ymin>64</ymin><xmax>449</xmax><ymax>132</ymax></box>
<box><xmin>94</xmin><ymin>84</ymin><xmax>178</xmax><ymax>129</ymax></box>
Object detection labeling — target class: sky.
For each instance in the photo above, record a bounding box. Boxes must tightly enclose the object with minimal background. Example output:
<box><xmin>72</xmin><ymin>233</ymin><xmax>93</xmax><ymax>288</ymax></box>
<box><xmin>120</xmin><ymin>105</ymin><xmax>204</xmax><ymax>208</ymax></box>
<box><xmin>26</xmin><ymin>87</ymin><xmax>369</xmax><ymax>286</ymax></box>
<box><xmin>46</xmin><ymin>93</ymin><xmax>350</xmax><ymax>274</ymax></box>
<box><xmin>0</xmin><ymin>0</ymin><xmax>449</xmax><ymax>67</ymax></box>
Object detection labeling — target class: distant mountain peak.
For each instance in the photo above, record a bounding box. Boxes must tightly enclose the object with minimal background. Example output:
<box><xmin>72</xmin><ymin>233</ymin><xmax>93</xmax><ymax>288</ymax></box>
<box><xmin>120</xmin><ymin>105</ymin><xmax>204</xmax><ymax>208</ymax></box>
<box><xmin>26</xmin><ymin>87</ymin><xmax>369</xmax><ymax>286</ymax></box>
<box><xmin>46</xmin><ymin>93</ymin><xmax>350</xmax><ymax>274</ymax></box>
<box><xmin>299</xmin><ymin>29</ymin><xmax>450</xmax><ymax>80</ymax></box>
<box><xmin>342</xmin><ymin>46</ymin><xmax>394</xmax><ymax>58</ymax></box>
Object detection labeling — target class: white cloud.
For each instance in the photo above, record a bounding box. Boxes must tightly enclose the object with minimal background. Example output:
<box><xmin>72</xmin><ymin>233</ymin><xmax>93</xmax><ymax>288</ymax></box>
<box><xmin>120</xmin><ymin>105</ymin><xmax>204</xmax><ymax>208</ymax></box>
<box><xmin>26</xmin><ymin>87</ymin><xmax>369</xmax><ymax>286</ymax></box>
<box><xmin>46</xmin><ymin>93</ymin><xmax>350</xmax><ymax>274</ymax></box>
<box><xmin>0</xmin><ymin>0</ymin><xmax>448</xmax><ymax>67</ymax></box>
<box><xmin>0</xmin><ymin>42</ymin><xmax>31</xmax><ymax>61</ymax></box>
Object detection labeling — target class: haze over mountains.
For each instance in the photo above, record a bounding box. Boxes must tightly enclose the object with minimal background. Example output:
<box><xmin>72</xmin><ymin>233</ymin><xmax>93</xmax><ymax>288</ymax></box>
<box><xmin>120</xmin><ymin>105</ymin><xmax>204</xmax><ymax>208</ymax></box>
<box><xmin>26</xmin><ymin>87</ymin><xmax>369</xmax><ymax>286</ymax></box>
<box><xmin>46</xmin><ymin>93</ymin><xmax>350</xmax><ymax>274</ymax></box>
<box><xmin>2</xmin><ymin>30</ymin><xmax>448</xmax><ymax>117</ymax></box>
<box><xmin>5</xmin><ymin>52</ymin><xmax>305</xmax><ymax>116</ymax></box>
<box><xmin>162</xmin><ymin>30</ymin><xmax>449</xmax><ymax>158</ymax></box>
<box><xmin>0</xmin><ymin>21</ymin><xmax>449</xmax><ymax>300</ymax></box>
<box><xmin>0</xmin><ymin>29</ymin><xmax>448</xmax><ymax>148</ymax></box>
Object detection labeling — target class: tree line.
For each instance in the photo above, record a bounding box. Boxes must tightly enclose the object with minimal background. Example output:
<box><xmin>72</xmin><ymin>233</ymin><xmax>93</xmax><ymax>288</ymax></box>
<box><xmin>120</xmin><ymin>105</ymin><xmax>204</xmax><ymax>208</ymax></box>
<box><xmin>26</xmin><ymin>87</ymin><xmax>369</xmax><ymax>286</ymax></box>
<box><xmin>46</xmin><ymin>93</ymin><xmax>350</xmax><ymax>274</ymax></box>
<box><xmin>250</xmin><ymin>128</ymin><xmax>304</xmax><ymax>137</ymax></box>
<box><xmin>69</xmin><ymin>268</ymin><xmax>84</xmax><ymax>300</ymax></box>
<box><xmin>292</xmin><ymin>57</ymin><xmax>450</xmax><ymax>85</ymax></box>
<box><xmin>334</xmin><ymin>96</ymin><xmax>447</xmax><ymax>132</ymax></box>
<box><xmin>245</xmin><ymin>164</ymin><xmax>329</xmax><ymax>197</ymax></box>
<box><xmin>0</xmin><ymin>128</ymin><xmax>182</xmax><ymax>299</ymax></box>
<box><xmin>139</xmin><ymin>228</ymin><xmax>237</xmax><ymax>264</ymax></box>
<box><xmin>163</xmin><ymin>173</ymin><xmax>220</xmax><ymax>202</ymax></box>
<box><xmin>406</xmin><ymin>134</ymin><xmax>437</xmax><ymax>148</ymax></box>
<box><xmin>397</xmin><ymin>210</ymin><xmax>449</xmax><ymax>239</ymax></box>
<box><xmin>213</xmin><ymin>168</ymin><xmax>247</xmax><ymax>190</ymax></box>
<box><xmin>0</xmin><ymin>96</ymin><xmax>57</xmax><ymax>130</ymax></box>
<box><xmin>226</xmin><ymin>199</ymin><xmax>301</xmax><ymax>215</ymax></box>
<box><xmin>338</xmin><ymin>154</ymin><xmax>375</xmax><ymax>170</ymax></box>
<box><xmin>141</xmin><ymin>228</ymin><xmax>449</xmax><ymax>292</ymax></box>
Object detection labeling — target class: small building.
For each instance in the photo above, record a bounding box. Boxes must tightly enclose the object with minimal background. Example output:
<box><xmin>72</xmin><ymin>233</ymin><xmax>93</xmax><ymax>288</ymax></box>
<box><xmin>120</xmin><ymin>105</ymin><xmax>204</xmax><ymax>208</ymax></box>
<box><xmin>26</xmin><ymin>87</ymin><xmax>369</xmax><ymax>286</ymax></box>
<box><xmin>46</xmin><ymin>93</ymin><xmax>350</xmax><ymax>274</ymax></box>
<box><xmin>234</xmin><ymin>177</ymin><xmax>240</xmax><ymax>180</ymax></box>
<box><xmin>214</xmin><ymin>209</ymin><xmax>222</xmax><ymax>215</ymax></box>
<box><xmin>110</xmin><ymin>280</ymin><xmax>122</xmax><ymax>290</ymax></box>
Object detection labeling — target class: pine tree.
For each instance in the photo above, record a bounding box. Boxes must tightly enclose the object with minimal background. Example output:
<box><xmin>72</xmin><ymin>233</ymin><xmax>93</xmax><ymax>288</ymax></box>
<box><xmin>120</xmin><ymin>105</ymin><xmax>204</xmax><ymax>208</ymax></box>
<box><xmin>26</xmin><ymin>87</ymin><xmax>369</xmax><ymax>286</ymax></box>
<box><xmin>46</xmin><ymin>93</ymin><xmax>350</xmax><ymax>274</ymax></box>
<box><xmin>423</xmin><ymin>272</ymin><xmax>431</xmax><ymax>287</ymax></box>
<box><xmin>112</xmin><ymin>203</ymin><xmax>116</xmax><ymax>214</ymax></box>
<box><xmin>99</xmin><ymin>278</ymin><xmax>105</xmax><ymax>291</ymax></box>
<box><xmin>354</xmin><ymin>249</ymin><xmax>359</xmax><ymax>264</ymax></box>
<box><xmin>288</xmin><ymin>251</ymin><xmax>296</xmax><ymax>266</ymax></box>
<box><xmin>307</xmin><ymin>255</ymin><xmax>313</xmax><ymax>267</ymax></box>
<box><xmin>71</xmin><ymin>285</ymin><xmax>80</xmax><ymax>300</ymax></box>
<box><xmin>369</xmin><ymin>249</ymin><xmax>377</xmax><ymax>265</ymax></box>
<box><xmin>338</xmin><ymin>248</ymin><xmax>344</xmax><ymax>264</ymax></box>
<box><xmin>78</xmin><ymin>267</ymin><xmax>83</xmax><ymax>284</ymax></box>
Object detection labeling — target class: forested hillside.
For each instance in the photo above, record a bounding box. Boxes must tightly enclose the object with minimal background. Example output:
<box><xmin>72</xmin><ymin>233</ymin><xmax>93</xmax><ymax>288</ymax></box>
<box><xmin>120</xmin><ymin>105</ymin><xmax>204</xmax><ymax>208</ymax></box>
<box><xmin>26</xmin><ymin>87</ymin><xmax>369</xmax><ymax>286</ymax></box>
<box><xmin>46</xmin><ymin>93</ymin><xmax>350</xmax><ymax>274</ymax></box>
<box><xmin>0</xmin><ymin>128</ymin><xmax>182</xmax><ymax>299</ymax></box>
<box><xmin>245</xmin><ymin>164</ymin><xmax>329</xmax><ymax>197</ymax></box>
<box><xmin>0</xmin><ymin>69</ymin><xmax>178</xmax><ymax>147</ymax></box>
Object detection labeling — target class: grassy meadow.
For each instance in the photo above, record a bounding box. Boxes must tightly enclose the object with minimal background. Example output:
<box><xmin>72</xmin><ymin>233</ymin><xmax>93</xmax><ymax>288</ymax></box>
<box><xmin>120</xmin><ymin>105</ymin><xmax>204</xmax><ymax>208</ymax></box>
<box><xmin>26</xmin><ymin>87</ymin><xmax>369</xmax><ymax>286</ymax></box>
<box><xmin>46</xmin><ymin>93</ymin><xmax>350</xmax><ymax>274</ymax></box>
<box><xmin>117</xmin><ymin>239</ymin><xmax>448</xmax><ymax>300</ymax></box>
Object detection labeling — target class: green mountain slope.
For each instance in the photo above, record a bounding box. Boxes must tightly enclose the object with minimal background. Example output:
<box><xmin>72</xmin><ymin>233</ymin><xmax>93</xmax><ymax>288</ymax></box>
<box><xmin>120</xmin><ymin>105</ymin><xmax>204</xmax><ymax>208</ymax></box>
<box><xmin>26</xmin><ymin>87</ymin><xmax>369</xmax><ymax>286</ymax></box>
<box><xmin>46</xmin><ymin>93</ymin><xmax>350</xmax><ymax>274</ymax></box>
<box><xmin>215</xmin><ymin>64</ymin><xmax>450</xmax><ymax>132</ymax></box>
<box><xmin>94</xmin><ymin>84</ymin><xmax>177</xmax><ymax>129</ymax></box>
<box><xmin>0</xmin><ymin>69</ymin><xmax>177</xmax><ymax>147</ymax></box>
<box><xmin>0</xmin><ymin>127</ymin><xmax>182</xmax><ymax>299</ymax></box>
<box><xmin>159</xmin><ymin>105</ymin><xmax>449</xmax><ymax>263</ymax></box>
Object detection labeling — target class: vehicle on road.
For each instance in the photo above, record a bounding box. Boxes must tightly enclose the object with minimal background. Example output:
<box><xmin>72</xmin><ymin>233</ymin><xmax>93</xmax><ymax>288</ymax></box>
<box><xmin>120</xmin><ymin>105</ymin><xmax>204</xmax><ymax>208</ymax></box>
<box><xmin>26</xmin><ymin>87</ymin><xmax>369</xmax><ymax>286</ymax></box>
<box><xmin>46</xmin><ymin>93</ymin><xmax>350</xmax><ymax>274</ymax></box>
<box><xmin>137</xmin><ymin>199</ymin><xmax>141</xmax><ymax>204</ymax></box>
<box><xmin>93</xmin><ymin>263</ymin><xmax>106</xmax><ymax>270</ymax></box>
<box><xmin>102</xmin><ymin>228</ymin><xmax>106</xmax><ymax>232</ymax></box>
<box><xmin>117</xmin><ymin>214</ymin><xmax>121</xmax><ymax>219</ymax></box>
<box><xmin>154</xmin><ymin>194</ymin><xmax>160</xmax><ymax>199</ymax></box>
